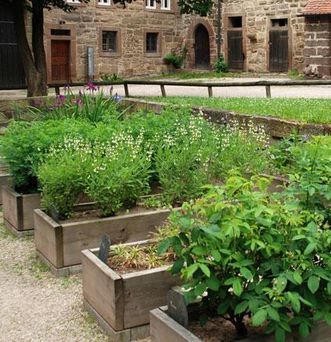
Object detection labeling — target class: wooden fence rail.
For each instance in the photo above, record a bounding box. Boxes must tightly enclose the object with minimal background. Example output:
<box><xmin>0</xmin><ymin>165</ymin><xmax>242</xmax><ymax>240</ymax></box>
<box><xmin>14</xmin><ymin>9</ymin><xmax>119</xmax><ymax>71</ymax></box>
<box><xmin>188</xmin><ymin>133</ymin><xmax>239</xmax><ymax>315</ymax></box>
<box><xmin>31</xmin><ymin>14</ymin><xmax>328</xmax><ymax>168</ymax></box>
<box><xmin>49</xmin><ymin>79</ymin><xmax>331</xmax><ymax>98</ymax></box>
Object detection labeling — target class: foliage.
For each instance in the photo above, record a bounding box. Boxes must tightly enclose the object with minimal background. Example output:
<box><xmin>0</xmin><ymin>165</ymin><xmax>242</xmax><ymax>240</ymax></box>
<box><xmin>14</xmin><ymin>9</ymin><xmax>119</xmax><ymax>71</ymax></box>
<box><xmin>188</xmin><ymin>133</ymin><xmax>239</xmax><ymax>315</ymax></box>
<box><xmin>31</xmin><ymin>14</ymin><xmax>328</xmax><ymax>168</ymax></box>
<box><xmin>285</xmin><ymin>136</ymin><xmax>331</xmax><ymax>224</ymax></box>
<box><xmin>85</xmin><ymin>132</ymin><xmax>151</xmax><ymax>217</ymax></box>
<box><xmin>159</xmin><ymin>174</ymin><xmax>331</xmax><ymax>341</ymax></box>
<box><xmin>146</xmin><ymin>97</ymin><xmax>331</xmax><ymax>124</ymax></box>
<box><xmin>177</xmin><ymin>0</ymin><xmax>213</xmax><ymax>16</ymax></box>
<box><xmin>155</xmin><ymin>113</ymin><xmax>219</xmax><ymax>204</ymax></box>
<box><xmin>26</xmin><ymin>87</ymin><xmax>122</xmax><ymax>124</ymax></box>
<box><xmin>164</xmin><ymin>46</ymin><xmax>188</xmax><ymax>69</ymax></box>
<box><xmin>0</xmin><ymin>119</ymin><xmax>92</xmax><ymax>193</ymax></box>
<box><xmin>214</xmin><ymin>55</ymin><xmax>229</xmax><ymax>73</ymax></box>
<box><xmin>100</xmin><ymin>73</ymin><xmax>122</xmax><ymax>83</ymax></box>
<box><xmin>37</xmin><ymin>138</ymin><xmax>92</xmax><ymax>219</ymax></box>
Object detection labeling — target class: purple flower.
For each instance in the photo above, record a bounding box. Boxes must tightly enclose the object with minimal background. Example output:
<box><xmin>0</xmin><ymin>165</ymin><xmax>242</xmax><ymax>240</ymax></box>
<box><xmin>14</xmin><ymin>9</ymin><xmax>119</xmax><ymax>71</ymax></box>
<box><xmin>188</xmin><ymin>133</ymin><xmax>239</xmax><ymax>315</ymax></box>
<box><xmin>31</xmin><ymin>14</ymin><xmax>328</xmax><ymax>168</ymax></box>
<box><xmin>113</xmin><ymin>93</ymin><xmax>123</xmax><ymax>103</ymax></box>
<box><xmin>74</xmin><ymin>98</ymin><xmax>83</xmax><ymax>106</ymax></box>
<box><xmin>86</xmin><ymin>81</ymin><xmax>98</xmax><ymax>92</ymax></box>
<box><xmin>63</xmin><ymin>84</ymin><xmax>70</xmax><ymax>92</ymax></box>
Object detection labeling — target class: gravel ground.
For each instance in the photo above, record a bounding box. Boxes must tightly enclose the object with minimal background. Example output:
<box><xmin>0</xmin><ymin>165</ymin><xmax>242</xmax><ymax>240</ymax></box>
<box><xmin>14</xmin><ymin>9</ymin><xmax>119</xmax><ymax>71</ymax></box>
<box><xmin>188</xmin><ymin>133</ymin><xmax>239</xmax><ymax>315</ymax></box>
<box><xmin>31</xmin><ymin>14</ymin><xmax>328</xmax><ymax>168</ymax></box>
<box><xmin>0</xmin><ymin>213</ymin><xmax>109</xmax><ymax>342</ymax></box>
<box><xmin>1</xmin><ymin>76</ymin><xmax>330</xmax><ymax>100</ymax></box>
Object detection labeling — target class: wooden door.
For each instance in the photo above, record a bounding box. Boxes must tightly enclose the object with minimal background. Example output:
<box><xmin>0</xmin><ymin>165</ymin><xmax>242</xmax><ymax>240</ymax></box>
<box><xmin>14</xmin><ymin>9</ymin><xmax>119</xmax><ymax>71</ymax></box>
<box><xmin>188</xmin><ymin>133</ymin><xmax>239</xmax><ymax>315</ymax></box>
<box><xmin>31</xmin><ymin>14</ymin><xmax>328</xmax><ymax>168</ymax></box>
<box><xmin>194</xmin><ymin>25</ymin><xmax>210</xmax><ymax>69</ymax></box>
<box><xmin>51</xmin><ymin>40</ymin><xmax>70</xmax><ymax>83</ymax></box>
<box><xmin>269</xmin><ymin>30</ymin><xmax>288</xmax><ymax>72</ymax></box>
<box><xmin>227</xmin><ymin>31</ymin><xmax>244</xmax><ymax>70</ymax></box>
<box><xmin>0</xmin><ymin>3</ymin><xmax>25</xmax><ymax>89</ymax></box>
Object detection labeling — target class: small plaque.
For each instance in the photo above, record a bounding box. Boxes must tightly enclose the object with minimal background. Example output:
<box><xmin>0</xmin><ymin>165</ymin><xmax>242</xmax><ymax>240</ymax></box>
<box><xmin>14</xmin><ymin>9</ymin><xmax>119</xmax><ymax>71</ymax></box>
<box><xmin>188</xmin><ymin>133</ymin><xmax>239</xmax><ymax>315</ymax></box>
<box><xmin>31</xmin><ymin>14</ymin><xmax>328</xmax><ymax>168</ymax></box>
<box><xmin>167</xmin><ymin>287</ymin><xmax>189</xmax><ymax>328</ymax></box>
<box><xmin>98</xmin><ymin>234</ymin><xmax>111</xmax><ymax>264</ymax></box>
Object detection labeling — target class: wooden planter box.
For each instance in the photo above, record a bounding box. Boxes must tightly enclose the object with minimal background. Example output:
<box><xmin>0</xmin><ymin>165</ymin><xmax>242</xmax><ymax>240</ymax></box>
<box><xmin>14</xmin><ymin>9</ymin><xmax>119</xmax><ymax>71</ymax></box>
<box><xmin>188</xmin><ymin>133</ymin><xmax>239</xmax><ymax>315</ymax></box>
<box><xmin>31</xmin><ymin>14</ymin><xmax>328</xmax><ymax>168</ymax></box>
<box><xmin>82</xmin><ymin>242</ymin><xmax>180</xmax><ymax>342</ymax></box>
<box><xmin>150</xmin><ymin>307</ymin><xmax>331</xmax><ymax>342</ymax></box>
<box><xmin>34</xmin><ymin>207</ymin><xmax>171</xmax><ymax>276</ymax></box>
<box><xmin>0</xmin><ymin>173</ymin><xmax>12</xmax><ymax>205</ymax></box>
<box><xmin>2</xmin><ymin>186</ymin><xmax>40</xmax><ymax>237</ymax></box>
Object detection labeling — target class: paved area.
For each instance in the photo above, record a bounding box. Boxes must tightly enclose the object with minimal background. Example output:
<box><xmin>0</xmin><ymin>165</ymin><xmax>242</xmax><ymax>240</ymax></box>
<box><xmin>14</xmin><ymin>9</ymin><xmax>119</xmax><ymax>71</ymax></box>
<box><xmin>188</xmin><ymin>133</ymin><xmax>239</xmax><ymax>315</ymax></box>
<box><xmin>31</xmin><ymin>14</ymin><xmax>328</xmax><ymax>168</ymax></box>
<box><xmin>0</xmin><ymin>77</ymin><xmax>330</xmax><ymax>100</ymax></box>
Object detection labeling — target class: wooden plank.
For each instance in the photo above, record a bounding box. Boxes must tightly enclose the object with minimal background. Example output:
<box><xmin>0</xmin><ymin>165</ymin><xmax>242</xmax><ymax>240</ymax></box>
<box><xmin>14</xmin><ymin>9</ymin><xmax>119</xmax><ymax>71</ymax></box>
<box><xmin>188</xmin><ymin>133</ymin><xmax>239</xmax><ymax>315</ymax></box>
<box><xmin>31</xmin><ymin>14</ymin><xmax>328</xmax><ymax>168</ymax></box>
<box><xmin>207</xmin><ymin>86</ymin><xmax>213</xmax><ymax>97</ymax></box>
<box><xmin>2</xmin><ymin>186</ymin><xmax>20</xmax><ymax>230</ymax></box>
<box><xmin>62</xmin><ymin>209</ymin><xmax>170</xmax><ymax>266</ymax></box>
<box><xmin>82</xmin><ymin>249</ymin><xmax>125</xmax><ymax>331</ymax></box>
<box><xmin>21</xmin><ymin>192</ymin><xmax>41</xmax><ymax>230</ymax></box>
<box><xmin>0</xmin><ymin>174</ymin><xmax>12</xmax><ymax>205</ymax></box>
<box><xmin>160</xmin><ymin>84</ymin><xmax>166</xmax><ymax>97</ymax></box>
<box><xmin>124</xmin><ymin>83</ymin><xmax>129</xmax><ymax>97</ymax></box>
<box><xmin>34</xmin><ymin>209</ymin><xmax>64</xmax><ymax>268</ymax></box>
<box><xmin>150</xmin><ymin>308</ymin><xmax>201</xmax><ymax>342</ymax></box>
<box><xmin>265</xmin><ymin>85</ymin><xmax>271</xmax><ymax>98</ymax></box>
<box><xmin>122</xmin><ymin>266</ymin><xmax>180</xmax><ymax>329</ymax></box>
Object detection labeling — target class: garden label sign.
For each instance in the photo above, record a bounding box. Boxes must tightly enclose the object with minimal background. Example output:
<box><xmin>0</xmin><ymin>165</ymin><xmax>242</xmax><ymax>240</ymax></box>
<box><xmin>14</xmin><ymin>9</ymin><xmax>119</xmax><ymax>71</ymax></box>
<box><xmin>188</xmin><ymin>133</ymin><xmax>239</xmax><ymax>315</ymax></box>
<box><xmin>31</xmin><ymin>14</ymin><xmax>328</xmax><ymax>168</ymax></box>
<box><xmin>98</xmin><ymin>234</ymin><xmax>111</xmax><ymax>263</ymax></box>
<box><xmin>167</xmin><ymin>286</ymin><xmax>189</xmax><ymax>327</ymax></box>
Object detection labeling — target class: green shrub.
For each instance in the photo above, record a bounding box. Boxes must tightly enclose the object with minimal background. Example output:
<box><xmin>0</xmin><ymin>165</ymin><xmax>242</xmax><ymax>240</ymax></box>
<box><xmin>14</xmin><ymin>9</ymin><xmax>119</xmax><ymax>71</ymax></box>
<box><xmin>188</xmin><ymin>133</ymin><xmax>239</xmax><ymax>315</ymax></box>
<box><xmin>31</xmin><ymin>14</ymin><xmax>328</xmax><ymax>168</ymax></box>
<box><xmin>37</xmin><ymin>139</ymin><xmax>91</xmax><ymax>219</ymax></box>
<box><xmin>214</xmin><ymin>55</ymin><xmax>229</xmax><ymax>73</ymax></box>
<box><xmin>163</xmin><ymin>47</ymin><xmax>187</xmax><ymax>69</ymax></box>
<box><xmin>159</xmin><ymin>174</ymin><xmax>331</xmax><ymax>341</ymax></box>
<box><xmin>85</xmin><ymin>132</ymin><xmax>151</xmax><ymax>217</ymax></box>
<box><xmin>0</xmin><ymin>119</ymin><xmax>93</xmax><ymax>193</ymax></box>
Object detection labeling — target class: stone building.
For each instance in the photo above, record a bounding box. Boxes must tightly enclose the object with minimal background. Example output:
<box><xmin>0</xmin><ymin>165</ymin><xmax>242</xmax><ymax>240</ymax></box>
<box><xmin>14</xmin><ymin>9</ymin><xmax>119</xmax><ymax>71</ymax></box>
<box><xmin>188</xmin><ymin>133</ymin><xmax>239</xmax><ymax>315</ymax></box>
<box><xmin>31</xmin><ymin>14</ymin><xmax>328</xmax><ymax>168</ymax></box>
<box><xmin>302</xmin><ymin>0</ymin><xmax>331</xmax><ymax>77</ymax></box>
<box><xmin>43</xmin><ymin>0</ymin><xmax>216</xmax><ymax>83</ymax></box>
<box><xmin>1</xmin><ymin>0</ymin><xmax>330</xmax><ymax>88</ymax></box>
<box><xmin>220</xmin><ymin>0</ymin><xmax>308</xmax><ymax>73</ymax></box>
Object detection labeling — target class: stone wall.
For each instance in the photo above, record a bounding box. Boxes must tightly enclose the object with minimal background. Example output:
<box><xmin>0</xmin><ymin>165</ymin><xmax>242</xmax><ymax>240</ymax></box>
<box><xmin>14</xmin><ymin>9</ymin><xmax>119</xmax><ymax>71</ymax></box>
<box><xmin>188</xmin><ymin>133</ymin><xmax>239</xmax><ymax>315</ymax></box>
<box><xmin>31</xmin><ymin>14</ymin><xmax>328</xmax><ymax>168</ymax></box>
<box><xmin>44</xmin><ymin>1</ymin><xmax>216</xmax><ymax>82</ymax></box>
<box><xmin>221</xmin><ymin>0</ymin><xmax>307</xmax><ymax>72</ymax></box>
<box><xmin>304</xmin><ymin>15</ymin><xmax>331</xmax><ymax>77</ymax></box>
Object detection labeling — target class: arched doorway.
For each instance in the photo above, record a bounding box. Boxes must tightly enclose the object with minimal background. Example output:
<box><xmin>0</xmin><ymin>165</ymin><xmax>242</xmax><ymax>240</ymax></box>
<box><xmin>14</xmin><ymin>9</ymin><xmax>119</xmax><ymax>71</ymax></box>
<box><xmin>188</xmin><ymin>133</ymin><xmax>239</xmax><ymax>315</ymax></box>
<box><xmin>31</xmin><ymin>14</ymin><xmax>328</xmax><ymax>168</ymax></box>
<box><xmin>194</xmin><ymin>25</ymin><xmax>210</xmax><ymax>69</ymax></box>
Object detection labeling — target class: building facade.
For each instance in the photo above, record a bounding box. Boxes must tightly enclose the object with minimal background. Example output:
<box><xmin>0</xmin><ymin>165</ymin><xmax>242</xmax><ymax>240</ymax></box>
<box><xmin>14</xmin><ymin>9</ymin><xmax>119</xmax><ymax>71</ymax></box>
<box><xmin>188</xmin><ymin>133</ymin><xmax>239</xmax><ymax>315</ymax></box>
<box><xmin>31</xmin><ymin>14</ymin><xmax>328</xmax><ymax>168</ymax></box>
<box><xmin>44</xmin><ymin>0</ymin><xmax>216</xmax><ymax>83</ymax></box>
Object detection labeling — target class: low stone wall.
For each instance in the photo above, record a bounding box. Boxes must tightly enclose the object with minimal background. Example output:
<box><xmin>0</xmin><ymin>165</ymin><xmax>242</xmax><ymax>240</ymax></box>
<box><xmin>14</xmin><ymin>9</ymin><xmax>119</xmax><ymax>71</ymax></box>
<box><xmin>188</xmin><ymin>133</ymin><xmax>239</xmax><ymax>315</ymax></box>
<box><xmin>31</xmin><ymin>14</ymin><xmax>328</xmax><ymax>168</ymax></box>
<box><xmin>122</xmin><ymin>98</ymin><xmax>331</xmax><ymax>138</ymax></box>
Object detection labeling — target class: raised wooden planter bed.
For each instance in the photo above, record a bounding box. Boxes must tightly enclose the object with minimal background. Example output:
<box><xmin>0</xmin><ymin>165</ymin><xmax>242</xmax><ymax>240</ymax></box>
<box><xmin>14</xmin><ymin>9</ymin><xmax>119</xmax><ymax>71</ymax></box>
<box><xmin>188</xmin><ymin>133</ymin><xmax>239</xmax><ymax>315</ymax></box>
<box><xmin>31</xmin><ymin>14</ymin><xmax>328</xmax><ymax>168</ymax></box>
<box><xmin>34</xmin><ymin>207</ymin><xmax>171</xmax><ymax>276</ymax></box>
<box><xmin>150</xmin><ymin>307</ymin><xmax>331</xmax><ymax>342</ymax></box>
<box><xmin>82</xmin><ymin>241</ymin><xmax>180</xmax><ymax>341</ymax></box>
<box><xmin>0</xmin><ymin>173</ymin><xmax>12</xmax><ymax>205</ymax></box>
<box><xmin>2</xmin><ymin>186</ymin><xmax>40</xmax><ymax>237</ymax></box>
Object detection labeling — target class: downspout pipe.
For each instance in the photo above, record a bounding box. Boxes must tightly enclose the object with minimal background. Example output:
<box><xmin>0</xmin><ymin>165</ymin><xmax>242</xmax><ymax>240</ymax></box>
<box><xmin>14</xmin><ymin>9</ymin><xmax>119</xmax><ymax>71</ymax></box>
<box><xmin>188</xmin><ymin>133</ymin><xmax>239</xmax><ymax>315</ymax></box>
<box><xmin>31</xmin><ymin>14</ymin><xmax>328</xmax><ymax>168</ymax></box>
<box><xmin>216</xmin><ymin>0</ymin><xmax>222</xmax><ymax>59</ymax></box>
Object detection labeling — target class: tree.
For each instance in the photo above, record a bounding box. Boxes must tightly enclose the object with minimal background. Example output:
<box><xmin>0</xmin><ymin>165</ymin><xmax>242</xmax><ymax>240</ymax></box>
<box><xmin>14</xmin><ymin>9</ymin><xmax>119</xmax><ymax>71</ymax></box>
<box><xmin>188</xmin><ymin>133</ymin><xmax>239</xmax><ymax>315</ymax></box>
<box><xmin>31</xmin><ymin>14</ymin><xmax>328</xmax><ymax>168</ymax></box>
<box><xmin>4</xmin><ymin>0</ymin><xmax>214</xmax><ymax>97</ymax></box>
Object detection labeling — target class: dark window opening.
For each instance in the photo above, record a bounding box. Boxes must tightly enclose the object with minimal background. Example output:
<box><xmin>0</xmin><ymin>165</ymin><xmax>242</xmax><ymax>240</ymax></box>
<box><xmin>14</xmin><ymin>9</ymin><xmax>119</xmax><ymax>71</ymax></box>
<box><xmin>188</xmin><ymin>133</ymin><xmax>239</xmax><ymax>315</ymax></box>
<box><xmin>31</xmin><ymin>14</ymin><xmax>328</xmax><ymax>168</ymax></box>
<box><xmin>229</xmin><ymin>16</ymin><xmax>242</xmax><ymax>28</ymax></box>
<box><xmin>51</xmin><ymin>29</ymin><xmax>71</xmax><ymax>36</ymax></box>
<box><xmin>102</xmin><ymin>31</ymin><xmax>117</xmax><ymax>52</ymax></box>
<box><xmin>271</xmin><ymin>18</ymin><xmax>288</xmax><ymax>27</ymax></box>
<box><xmin>146</xmin><ymin>32</ymin><xmax>158</xmax><ymax>53</ymax></box>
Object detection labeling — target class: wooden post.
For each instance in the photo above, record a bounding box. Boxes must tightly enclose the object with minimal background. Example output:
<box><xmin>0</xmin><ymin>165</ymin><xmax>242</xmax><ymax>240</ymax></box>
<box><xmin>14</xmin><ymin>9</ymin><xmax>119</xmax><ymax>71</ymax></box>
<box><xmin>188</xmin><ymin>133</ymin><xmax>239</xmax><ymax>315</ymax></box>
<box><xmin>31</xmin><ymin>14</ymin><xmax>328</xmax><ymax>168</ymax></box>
<box><xmin>208</xmin><ymin>86</ymin><xmax>213</xmax><ymax>98</ymax></box>
<box><xmin>124</xmin><ymin>83</ymin><xmax>129</xmax><ymax>97</ymax></box>
<box><xmin>55</xmin><ymin>86</ymin><xmax>60</xmax><ymax>96</ymax></box>
<box><xmin>160</xmin><ymin>84</ymin><xmax>166</xmax><ymax>97</ymax></box>
<box><xmin>265</xmin><ymin>85</ymin><xmax>271</xmax><ymax>98</ymax></box>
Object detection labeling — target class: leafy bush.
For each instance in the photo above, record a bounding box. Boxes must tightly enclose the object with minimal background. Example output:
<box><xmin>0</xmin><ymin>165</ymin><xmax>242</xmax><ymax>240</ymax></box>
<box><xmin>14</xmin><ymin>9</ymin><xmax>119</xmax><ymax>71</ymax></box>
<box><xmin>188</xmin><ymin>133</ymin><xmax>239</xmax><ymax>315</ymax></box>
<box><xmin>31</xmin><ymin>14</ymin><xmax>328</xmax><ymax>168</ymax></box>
<box><xmin>164</xmin><ymin>47</ymin><xmax>187</xmax><ymax>69</ymax></box>
<box><xmin>159</xmin><ymin>174</ymin><xmax>331</xmax><ymax>341</ymax></box>
<box><xmin>37</xmin><ymin>139</ymin><xmax>91</xmax><ymax>219</ymax></box>
<box><xmin>214</xmin><ymin>55</ymin><xmax>229</xmax><ymax>73</ymax></box>
<box><xmin>155</xmin><ymin>113</ymin><xmax>219</xmax><ymax>204</ymax></box>
<box><xmin>85</xmin><ymin>132</ymin><xmax>151</xmax><ymax>217</ymax></box>
<box><xmin>0</xmin><ymin>119</ymin><xmax>93</xmax><ymax>193</ymax></box>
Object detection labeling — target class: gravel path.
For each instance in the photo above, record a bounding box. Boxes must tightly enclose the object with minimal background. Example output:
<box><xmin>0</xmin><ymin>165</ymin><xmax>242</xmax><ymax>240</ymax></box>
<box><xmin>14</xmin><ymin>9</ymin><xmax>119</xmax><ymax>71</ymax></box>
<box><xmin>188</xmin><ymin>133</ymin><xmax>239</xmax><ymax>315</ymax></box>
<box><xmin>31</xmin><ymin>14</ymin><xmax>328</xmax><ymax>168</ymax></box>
<box><xmin>0</xmin><ymin>214</ymin><xmax>109</xmax><ymax>342</ymax></box>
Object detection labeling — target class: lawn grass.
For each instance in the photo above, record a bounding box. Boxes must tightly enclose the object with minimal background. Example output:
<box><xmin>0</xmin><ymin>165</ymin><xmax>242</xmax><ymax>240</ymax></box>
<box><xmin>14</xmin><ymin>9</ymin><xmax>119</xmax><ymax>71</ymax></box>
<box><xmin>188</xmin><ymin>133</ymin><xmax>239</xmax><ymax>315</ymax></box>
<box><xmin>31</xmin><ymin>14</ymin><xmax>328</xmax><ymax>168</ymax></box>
<box><xmin>146</xmin><ymin>70</ymin><xmax>241</xmax><ymax>80</ymax></box>
<box><xmin>144</xmin><ymin>97</ymin><xmax>331</xmax><ymax>124</ymax></box>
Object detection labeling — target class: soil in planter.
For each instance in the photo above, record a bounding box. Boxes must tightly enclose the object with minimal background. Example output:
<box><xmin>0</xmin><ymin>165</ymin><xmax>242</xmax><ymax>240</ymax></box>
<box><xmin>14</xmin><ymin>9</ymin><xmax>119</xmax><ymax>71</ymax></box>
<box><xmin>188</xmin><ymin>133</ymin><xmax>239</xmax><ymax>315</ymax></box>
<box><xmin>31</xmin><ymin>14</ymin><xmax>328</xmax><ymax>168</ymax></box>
<box><xmin>107</xmin><ymin>243</ymin><xmax>175</xmax><ymax>274</ymax></box>
<box><xmin>189</xmin><ymin>316</ymin><xmax>265</xmax><ymax>342</ymax></box>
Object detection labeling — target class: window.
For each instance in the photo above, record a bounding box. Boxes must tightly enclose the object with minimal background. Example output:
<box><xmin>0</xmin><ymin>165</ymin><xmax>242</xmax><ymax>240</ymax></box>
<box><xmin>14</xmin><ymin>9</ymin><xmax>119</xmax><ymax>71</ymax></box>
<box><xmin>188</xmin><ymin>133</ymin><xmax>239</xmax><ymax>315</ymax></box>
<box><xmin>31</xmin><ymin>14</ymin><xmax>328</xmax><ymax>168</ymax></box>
<box><xmin>98</xmin><ymin>0</ymin><xmax>111</xmax><ymax>5</ymax></box>
<box><xmin>271</xmin><ymin>18</ymin><xmax>288</xmax><ymax>27</ymax></box>
<box><xmin>146</xmin><ymin>0</ymin><xmax>156</xmax><ymax>9</ymax></box>
<box><xmin>102</xmin><ymin>31</ymin><xmax>117</xmax><ymax>52</ymax></box>
<box><xmin>51</xmin><ymin>29</ymin><xmax>71</xmax><ymax>36</ymax></box>
<box><xmin>229</xmin><ymin>16</ymin><xmax>242</xmax><ymax>28</ymax></box>
<box><xmin>66</xmin><ymin>0</ymin><xmax>80</xmax><ymax>3</ymax></box>
<box><xmin>161</xmin><ymin>0</ymin><xmax>171</xmax><ymax>10</ymax></box>
<box><xmin>146</xmin><ymin>32</ymin><xmax>158</xmax><ymax>53</ymax></box>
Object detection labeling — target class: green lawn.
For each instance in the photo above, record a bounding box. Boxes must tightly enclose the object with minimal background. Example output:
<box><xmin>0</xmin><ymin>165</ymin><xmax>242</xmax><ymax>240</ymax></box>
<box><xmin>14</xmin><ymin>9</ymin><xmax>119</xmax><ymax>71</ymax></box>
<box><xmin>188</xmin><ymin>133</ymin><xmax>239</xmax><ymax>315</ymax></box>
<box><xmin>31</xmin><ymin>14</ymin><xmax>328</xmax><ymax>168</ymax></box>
<box><xmin>144</xmin><ymin>97</ymin><xmax>331</xmax><ymax>124</ymax></box>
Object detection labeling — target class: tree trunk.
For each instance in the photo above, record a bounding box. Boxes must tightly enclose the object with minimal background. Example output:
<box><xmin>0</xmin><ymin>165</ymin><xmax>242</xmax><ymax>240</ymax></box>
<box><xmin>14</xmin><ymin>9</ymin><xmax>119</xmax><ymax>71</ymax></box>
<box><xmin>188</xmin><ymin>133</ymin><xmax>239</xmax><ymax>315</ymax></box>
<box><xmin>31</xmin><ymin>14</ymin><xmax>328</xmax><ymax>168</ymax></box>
<box><xmin>32</xmin><ymin>0</ymin><xmax>47</xmax><ymax>96</ymax></box>
<box><xmin>12</xmin><ymin>0</ymin><xmax>47</xmax><ymax>97</ymax></box>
